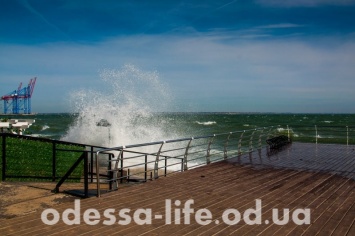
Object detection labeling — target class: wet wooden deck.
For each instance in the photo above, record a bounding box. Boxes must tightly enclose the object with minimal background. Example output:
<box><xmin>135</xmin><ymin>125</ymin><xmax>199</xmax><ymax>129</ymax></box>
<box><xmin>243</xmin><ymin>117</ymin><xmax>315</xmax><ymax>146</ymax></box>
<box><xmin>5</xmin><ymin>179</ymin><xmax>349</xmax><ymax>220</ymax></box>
<box><xmin>234</xmin><ymin>142</ymin><xmax>355</xmax><ymax>180</ymax></box>
<box><xmin>0</xmin><ymin>143</ymin><xmax>354</xmax><ymax>235</ymax></box>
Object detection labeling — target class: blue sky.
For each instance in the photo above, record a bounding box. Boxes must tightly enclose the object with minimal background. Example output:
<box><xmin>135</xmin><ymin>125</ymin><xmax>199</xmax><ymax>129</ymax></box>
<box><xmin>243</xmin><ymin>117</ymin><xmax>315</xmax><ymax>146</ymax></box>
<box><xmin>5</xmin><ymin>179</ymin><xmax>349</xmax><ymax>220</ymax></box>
<box><xmin>1</xmin><ymin>0</ymin><xmax>355</xmax><ymax>113</ymax></box>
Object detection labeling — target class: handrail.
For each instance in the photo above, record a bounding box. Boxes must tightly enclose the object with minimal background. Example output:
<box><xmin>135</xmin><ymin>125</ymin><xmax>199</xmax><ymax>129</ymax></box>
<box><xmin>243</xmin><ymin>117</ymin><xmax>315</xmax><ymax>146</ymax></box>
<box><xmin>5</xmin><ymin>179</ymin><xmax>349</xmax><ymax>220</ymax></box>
<box><xmin>2</xmin><ymin>125</ymin><xmax>353</xmax><ymax>198</ymax></box>
<box><xmin>94</xmin><ymin>124</ymin><xmax>355</xmax><ymax>197</ymax></box>
<box><xmin>96</xmin><ymin>126</ymin><xmax>274</xmax><ymax>153</ymax></box>
<box><xmin>95</xmin><ymin>126</ymin><xmax>277</xmax><ymax>197</ymax></box>
<box><xmin>0</xmin><ymin>132</ymin><xmax>111</xmax><ymax>196</ymax></box>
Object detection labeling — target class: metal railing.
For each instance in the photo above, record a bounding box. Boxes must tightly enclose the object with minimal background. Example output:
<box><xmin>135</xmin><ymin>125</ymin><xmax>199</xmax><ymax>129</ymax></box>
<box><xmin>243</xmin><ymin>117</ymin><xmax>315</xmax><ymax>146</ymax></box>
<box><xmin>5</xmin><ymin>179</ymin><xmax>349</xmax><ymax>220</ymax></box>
<box><xmin>286</xmin><ymin>125</ymin><xmax>355</xmax><ymax>145</ymax></box>
<box><xmin>2</xmin><ymin>125</ymin><xmax>354</xmax><ymax>198</ymax></box>
<box><xmin>95</xmin><ymin>125</ymin><xmax>355</xmax><ymax>197</ymax></box>
<box><xmin>0</xmin><ymin>133</ymin><xmax>86</xmax><ymax>181</ymax></box>
<box><xmin>95</xmin><ymin>126</ymin><xmax>281</xmax><ymax>197</ymax></box>
<box><xmin>0</xmin><ymin>133</ymin><xmax>109</xmax><ymax>197</ymax></box>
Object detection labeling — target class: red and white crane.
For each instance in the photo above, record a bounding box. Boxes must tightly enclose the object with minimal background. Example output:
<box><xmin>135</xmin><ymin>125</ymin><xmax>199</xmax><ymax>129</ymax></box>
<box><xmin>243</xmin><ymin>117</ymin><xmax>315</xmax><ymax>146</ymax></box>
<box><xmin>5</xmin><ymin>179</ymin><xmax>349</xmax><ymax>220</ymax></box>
<box><xmin>1</xmin><ymin>77</ymin><xmax>37</xmax><ymax>114</ymax></box>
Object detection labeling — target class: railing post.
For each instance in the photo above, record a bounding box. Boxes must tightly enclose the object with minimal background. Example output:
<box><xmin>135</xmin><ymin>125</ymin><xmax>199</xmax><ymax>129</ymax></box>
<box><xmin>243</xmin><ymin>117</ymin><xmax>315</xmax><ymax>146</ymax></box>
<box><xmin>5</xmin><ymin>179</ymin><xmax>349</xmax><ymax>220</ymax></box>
<box><xmin>183</xmin><ymin>138</ymin><xmax>193</xmax><ymax>171</ymax></box>
<box><xmin>2</xmin><ymin>134</ymin><xmax>6</xmax><ymax>181</ymax></box>
<box><xmin>154</xmin><ymin>142</ymin><xmax>165</xmax><ymax>179</ymax></box>
<box><xmin>144</xmin><ymin>154</ymin><xmax>148</xmax><ymax>182</ymax></box>
<box><xmin>164</xmin><ymin>156</ymin><xmax>167</xmax><ymax>177</ymax></box>
<box><xmin>224</xmin><ymin>133</ymin><xmax>232</xmax><ymax>160</ymax></box>
<box><xmin>206</xmin><ymin>135</ymin><xmax>215</xmax><ymax>165</ymax></box>
<box><xmin>108</xmin><ymin>154</ymin><xmax>113</xmax><ymax>190</ymax></box>
<box><xmin>258</xmin><ymin>129</ymin><xmax>264</xmax><ymax>149</ymax></box>
<box><xmin>287</xmin><ymin>125</ymin><xmax>290</xmax><ymax>140</ymax></box>
<box><xmin>84</xmin><ymin>151</ymin><xmax>89</xmax><ymax>198</ymax></box>
<box><xmin>238</xmin><ymin>132</ymin><xmax>245</xmax><ymax>156</ymax></box>
<box><xmin>315</xmin><ymin>125</ymin><xmax>318</xmax><ymax>144</ymax></box>
<box><xmin>52</xmin><ymin>142</ymin><xmax>56</xmax><ymax>182</ymax></box>
<box><xmin>346</xmin><ymin>126</ymin><xmax>349</xmax><ymax>146</ymax></box>
<box><xmin>90</xmin><ymin>146</ymin><xmax>94</xmax><ymax>183</ymax></box>
<box><xmin>120</xmin><ymin>151</ymin><xmax>124</xmax><ymax>183</ymax></box>
<box><xmin>96</xmin><ymin>151</ymin><xmax>100</xmax><ymax>197</ymax></box>
<box><xmin>112</xmin><ymin>149</ymin><xmax>124</xmax><ymax>189</ymax></box>
<box><xmin>249</xmin><ymin>130</ymin><xmax>256</xmax><ymax>152</ymax></box>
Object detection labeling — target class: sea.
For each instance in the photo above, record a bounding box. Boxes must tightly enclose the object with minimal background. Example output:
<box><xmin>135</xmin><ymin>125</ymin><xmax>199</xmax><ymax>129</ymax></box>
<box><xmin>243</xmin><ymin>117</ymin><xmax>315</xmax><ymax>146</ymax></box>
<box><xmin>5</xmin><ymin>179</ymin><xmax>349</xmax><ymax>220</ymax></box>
<box><xmin>2</xmin><ymin>113</ymin><xmax>354</xmax><ymax>147</ymax></box>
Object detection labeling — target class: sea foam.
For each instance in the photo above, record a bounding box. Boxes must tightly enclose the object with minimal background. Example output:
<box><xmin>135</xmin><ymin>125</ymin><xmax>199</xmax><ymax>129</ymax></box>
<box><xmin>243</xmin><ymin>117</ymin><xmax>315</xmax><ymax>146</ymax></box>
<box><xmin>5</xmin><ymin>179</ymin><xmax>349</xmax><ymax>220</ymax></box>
<box><xmin>195</xmin><ymin>121</ymin><xmax>217</xmax><ymax>126</ymax></box>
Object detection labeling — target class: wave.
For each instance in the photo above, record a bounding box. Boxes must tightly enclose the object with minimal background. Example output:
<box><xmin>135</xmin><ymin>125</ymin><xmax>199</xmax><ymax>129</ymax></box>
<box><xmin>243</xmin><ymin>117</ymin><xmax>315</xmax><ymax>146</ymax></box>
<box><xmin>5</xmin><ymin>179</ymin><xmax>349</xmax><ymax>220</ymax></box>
<box><xmin>195</xmin><ymin>121</ymin><xmax>217</xmax><ymax>126</ymax></box>
<box><xmin>277</xmin><ymin>127</ymin><xmax>286</xmax><ymax>132</ymax></box>
<box><xmin>27</xmin><ymin>134</ymin><xmax>52</xmax><ymax>138</ymax></box>
<box><xmin>41</xmin><ymin>125</ymin><xmax>50</xmax><ymax>131</ymax></box>
<box><xmin>61</xmin><ymin>64</ymin><xmax>179</xmax><ymax>148</ymax></box>
<box><xmin>322</xmin><ymin>120</ymin><xmax>333</xmax><ymax>123</ymax></box>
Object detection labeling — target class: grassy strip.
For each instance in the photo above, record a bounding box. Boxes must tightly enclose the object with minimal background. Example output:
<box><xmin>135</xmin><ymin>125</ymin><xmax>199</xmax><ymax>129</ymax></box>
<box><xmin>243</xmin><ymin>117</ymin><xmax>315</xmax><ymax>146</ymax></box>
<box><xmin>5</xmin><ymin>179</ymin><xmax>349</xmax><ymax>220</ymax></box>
<box><xmin>0</xmin><ymin>136</ymin><xmax>84</xmax><ymax>182</ymax></box>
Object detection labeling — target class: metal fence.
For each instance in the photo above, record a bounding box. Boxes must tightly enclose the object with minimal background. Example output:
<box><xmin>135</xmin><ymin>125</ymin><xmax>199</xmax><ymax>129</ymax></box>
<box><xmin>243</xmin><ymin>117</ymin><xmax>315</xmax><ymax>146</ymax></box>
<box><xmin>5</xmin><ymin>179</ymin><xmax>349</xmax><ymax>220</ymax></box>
<box><xmin>286</xmin><ymin>125</ymin><xmax>355</xmax><ymax>144</ymax></box>
<box><xmin>94</xmin><ymin>125</ymin><xmax>355</xmax><ymax>197</ymax></box>
<box><xmin>1</xmin><ymin>125</ymin><xmax>354</xmax><ymax>198</ymax></box>
<box><xmin>94</xmin><ymin>126</ymin><xmax>285</xmax><ymax>196</ymax></box>
<box><xmin>0</xmin><ymin>133</ymin><xmax>107</xmax><ymax>197</ymax></box>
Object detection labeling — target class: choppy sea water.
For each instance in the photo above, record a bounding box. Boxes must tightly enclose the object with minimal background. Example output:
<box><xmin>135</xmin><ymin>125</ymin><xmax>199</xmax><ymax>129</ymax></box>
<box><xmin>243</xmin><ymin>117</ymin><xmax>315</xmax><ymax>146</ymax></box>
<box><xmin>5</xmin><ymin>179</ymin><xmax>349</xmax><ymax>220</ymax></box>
<box><xmin>2</xmin><ymin>113</ymin><xmax>354</xmax><ymax>146</ymax></box>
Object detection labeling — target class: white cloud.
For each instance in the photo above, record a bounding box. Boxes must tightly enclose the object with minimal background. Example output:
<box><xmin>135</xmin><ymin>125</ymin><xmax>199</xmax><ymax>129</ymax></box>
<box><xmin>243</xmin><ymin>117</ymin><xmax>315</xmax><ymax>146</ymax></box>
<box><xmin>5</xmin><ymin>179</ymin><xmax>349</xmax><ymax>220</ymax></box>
<box><xmin>1</xmin><ymin>33</ymin><xmax>355</xmax><ymax>113</ymax></box>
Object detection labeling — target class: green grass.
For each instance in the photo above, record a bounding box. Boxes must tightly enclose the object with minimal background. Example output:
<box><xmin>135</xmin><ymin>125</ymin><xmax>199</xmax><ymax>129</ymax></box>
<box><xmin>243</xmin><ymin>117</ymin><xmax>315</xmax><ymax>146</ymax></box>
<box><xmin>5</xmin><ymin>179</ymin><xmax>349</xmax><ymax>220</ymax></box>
<box><xmin>0</xmin><ymin>136</ymin><xmax>85</xmax><ymax>182</ymax></box>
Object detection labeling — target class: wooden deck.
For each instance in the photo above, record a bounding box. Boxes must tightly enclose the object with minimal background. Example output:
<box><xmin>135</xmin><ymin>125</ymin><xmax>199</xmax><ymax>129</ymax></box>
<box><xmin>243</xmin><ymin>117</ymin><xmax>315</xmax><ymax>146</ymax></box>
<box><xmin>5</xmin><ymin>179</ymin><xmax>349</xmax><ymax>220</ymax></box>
<box><xmin>234</xmin><ymin>142</ymin><xmax>355</xmax><ymax>180</ymax></box>
<box><xmin>0</xmin><ymin>143</ymin><xmax>354</xmax><ymax>235</ymax></box>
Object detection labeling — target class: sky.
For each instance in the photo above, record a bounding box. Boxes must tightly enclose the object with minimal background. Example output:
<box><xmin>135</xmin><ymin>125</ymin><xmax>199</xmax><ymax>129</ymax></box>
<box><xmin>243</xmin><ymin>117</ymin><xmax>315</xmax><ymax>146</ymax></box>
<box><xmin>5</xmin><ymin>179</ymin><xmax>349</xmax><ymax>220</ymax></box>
<box><xmin>1</xmin><ymin>0</ymin><xmax>355</xmax><ymax>113</ymax></box>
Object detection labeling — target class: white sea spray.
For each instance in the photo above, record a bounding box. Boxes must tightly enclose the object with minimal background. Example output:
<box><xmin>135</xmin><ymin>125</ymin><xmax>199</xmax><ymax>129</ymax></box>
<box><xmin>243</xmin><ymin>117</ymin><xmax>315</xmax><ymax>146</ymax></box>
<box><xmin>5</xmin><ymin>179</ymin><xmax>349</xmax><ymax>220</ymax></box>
<box><xmin>62</xmin><ymin>64</ymin><xmax>176</xmax><ymax>148</ymax></box>
<box><xmin>195</xmin><ymin>121</ymin><xmax>217</xmax><ymax>126</ymax></box>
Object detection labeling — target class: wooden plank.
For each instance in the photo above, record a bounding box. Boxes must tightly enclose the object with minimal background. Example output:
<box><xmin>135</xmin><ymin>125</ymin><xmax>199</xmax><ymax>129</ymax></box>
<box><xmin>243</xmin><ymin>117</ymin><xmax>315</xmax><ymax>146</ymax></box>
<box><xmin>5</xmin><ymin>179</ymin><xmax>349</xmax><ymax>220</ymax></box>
<box><xmin>0</xmin><ymin>143</ymin><xmax>354</xmax><ymax>236</ymax></box>
<box><xmin>231</xmin><ymin>174</ymin><xmax>341</xmax><ymax>235</ymax></box>
<box><xmin>276</xmin><ymin>177</ymin><xmax>354</xmax><ymax>235</ymax></box>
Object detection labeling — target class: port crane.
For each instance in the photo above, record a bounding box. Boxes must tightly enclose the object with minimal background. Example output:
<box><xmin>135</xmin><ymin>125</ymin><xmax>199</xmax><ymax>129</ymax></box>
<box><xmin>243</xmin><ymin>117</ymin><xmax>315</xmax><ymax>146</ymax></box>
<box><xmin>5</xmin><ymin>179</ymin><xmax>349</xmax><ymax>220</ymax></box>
<box><xmin>1</xmin><ymin>77</ymin><xmax>37</xmax><ymax>114</ymax></box>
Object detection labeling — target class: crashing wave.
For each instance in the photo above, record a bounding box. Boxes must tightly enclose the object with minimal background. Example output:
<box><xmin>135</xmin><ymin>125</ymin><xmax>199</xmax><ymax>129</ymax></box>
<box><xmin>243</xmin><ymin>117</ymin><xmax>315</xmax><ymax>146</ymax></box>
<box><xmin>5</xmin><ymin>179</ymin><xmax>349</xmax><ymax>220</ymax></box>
<box><xmin>195</xmin><ymin>121</ymin><xmax>217</xmax><ymax>126</ymax></box>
